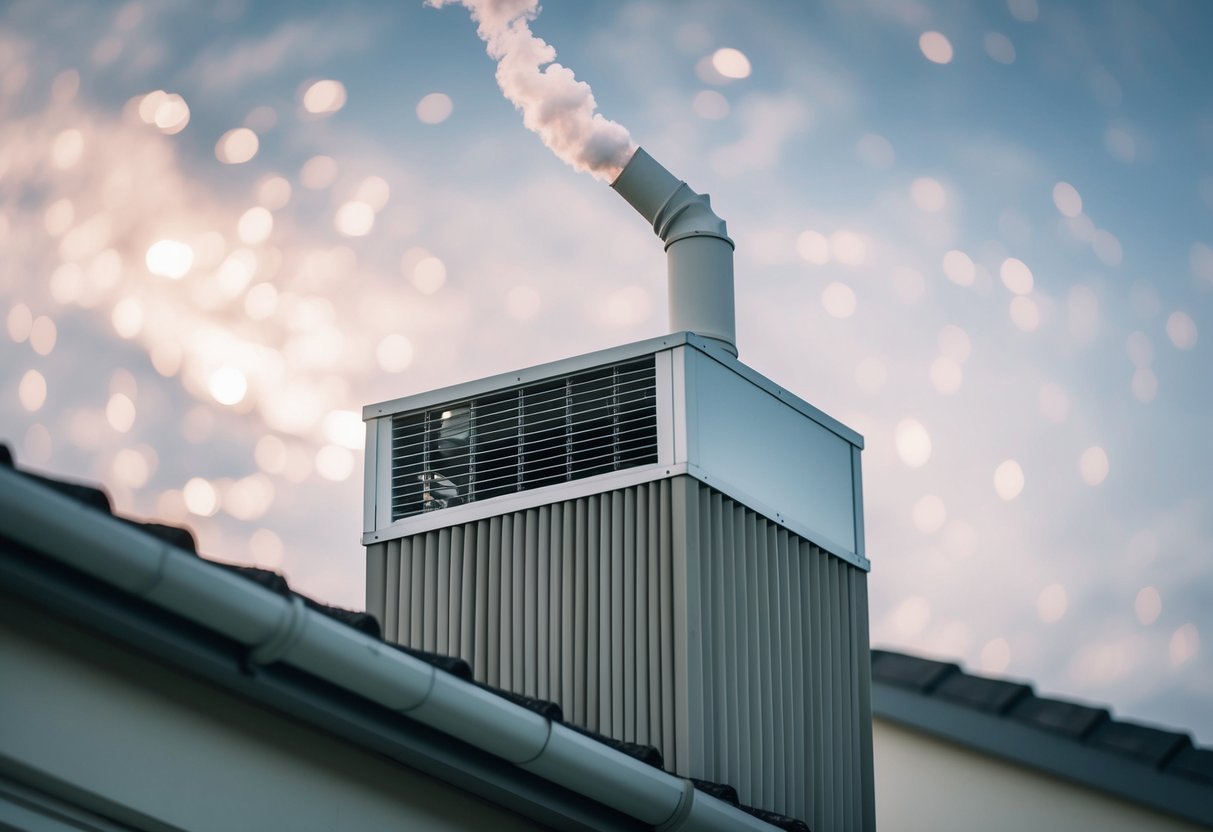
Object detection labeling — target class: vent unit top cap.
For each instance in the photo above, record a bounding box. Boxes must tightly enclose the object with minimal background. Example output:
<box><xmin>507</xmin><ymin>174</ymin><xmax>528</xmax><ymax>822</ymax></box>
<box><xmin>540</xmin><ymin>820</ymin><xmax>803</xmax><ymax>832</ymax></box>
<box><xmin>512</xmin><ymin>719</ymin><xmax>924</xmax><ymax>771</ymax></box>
<box><xmin>363</xmin><ymin>333</ymin><xmax>867</xmax><ymax>570</ymax></box>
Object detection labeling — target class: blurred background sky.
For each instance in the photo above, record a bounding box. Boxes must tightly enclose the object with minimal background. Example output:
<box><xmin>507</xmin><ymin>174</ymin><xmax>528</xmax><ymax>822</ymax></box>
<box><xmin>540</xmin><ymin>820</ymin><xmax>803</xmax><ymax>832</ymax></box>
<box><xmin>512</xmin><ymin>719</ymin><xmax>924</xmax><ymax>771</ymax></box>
<box><xmin>2</xmin><ymin>0</ymin><xmax>1211</xmax><ymax>742</ymax></box>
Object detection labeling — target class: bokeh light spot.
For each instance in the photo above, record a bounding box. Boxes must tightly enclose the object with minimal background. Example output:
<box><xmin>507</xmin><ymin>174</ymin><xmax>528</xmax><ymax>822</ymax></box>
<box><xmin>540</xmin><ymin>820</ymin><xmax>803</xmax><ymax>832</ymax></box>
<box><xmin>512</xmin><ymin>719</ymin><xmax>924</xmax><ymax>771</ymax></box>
<box><xmin>830</xmin><ymin>230</ymin><xmax>866</xmax><ymax>266</ymax></box>
<box><xmin>145</xmin><ymin>239</ymin><xmax>194</xmax><ymax>279</ymax></box>
<box><xmin>416</xmin><ymin>92</ymin><xmax>453</xmax><ymax>124</ymax></box>
<box><xmin>1000</xmin><ymin>257</ymin><xmax>1034</xmax><ymax>294</ymax></box>
<box><xmin>983</xmin><ymin>32</ymin><xmax>1015</xmax><ymax>64</ymax></box>
<box><xmin>302</xmin><ymin>79</ymin><xmax>347</xmax><ymax>115</ymax></box>
<box><xmin>919</xmin><ymin>31</ymin><xmax>954</xmax><ymax>64</ymax></box>
<box><xmin>1009</xmin><ymin>296</ymin><xmax>1040</xmax><ymax>331</ymax></box>
<box><xmin>929</xmin><ymin>357</ymin><xmax>963</xmax><ymax>394</ymax></box>
<box><xmin>335</xmin><ymin>201</ymin><xmax>375</xmax><ymax>237</ymax></box>
<box><xmin>1092</xmin><ymin>229</ymin><xmax>1123</xmax><ymax>266</ymax></box>
<box><xmin>1134</xmin><ymin>586</ymin><xmax>1161</xmax><ymax>625</ymax></box>
<box><xmin>1079</xmin><ymin>446</ymin><xmax>1109</xmax><ymax>485</ymax></box>
<box><xmin>938</xmin><ymin>325</ymin><xmax>972</xmax><ymax>362</ymax></box>
<box><xmin>209</xmin><ymin>367</ymin><xmax>248</xmax><ymax>406</ymax></box>
<box><xmin>821</xmin><ymin>282</ymin><xmax>857</xmax><ymax>318</ymax></box>
<box><xmin>894</xmin><ymin>418</ymin><xmax>932</xmax><ymax>468</ymax></box>
<box><xmin>324</xmin><ymin>410</ymin><xmax>365</xmax><ymax>450</ymax></box>
<box><xmin>1165</xmin><ymin>311</ymin><xmax>1198</xmax><ymax>350</ymax></box>
<box><xmin>18</xmin><ymin>369</ymin><xmax>47</xmax><ymax>412</ymax></box>
<box><xmin>300</xmin><ymin>155</ymin><xmax>338</xmax><ymax>190</ymax></box>
<box><xmin>29</xmin><ymin>316</ymin><xmax>57</xmax><ymax>355</ymax></box>
<box><xmin>412</xmin><ymin>256</ymin><xmax>447</xmax><ymax>294</ymax></box>
<box><xmin>796</xmin><ymin>230</ymin><xmax>829</xmax><ymax>265</ymax></box>
<box><xmin>692</xmin><ymin>90</ymin><xmax>729</xmax><ymax>120</ymax></box>
<box><xmin>980</xmin><ymin>638</ymin><xmax>1011</xmax><ymax>674</ymax></box>
<box><xmin>994</xmin><ymin>459</ymin><xmax>1024</xmax><ymax>500</ymax></box>
<box><xmin>1052</xmin><ymin>182</ymin><xmax>1083</xmax><ymax>217</ymax></box>
<box><xmin>216</xmin><ymin>127</ymin><xmax>259</xmax><ymax>164</ymax></box>
<box><xmin>1131</xmin><ymin>368</ymin><xmax>1158</xmax><ymax>403</ymax></box>
<box><xmin>942</xmin><ymin>250</ymin><xmax>975</xmax><ymax>286</ymax></box>
<box><xmin>912</xmin><ymin>494</ymin><xmax>947</xmax><ymax>533</ymax></box>
<box><xmin>377</xmin><ymin>333</ymin><xmax>415</xmax><ymax>373</ymax></box>
<box><xmin>1169</xmin><ymin>624</ymin><xmax>1200</xmax><ymax>667</ymax></box>
<box><xmin>51</xmin><ymin>128</ymin><xmax>84</xmax><ymax>169</ymax></box>
<box><xmin>7</xmin><ymin>304</ymin><xmax>33</xmax><ymax>342</ymax></box>
<box><xmin>1008</xmin><ymin>0</ymin><xmax>1039</xmax><ymax>23</ymax></box>
<box><xmin>505</xmin><ymin>286</ymin><xmax>542</xmax><ymax>320</ymax></box>
<box><xmin>711</xmin><ymin>47</ymin><xmax>751</xmax><ymax>79</ymax></box>
<box><xmin>237</xmin><ymin>206</ymin><xmax>273</xmax><ymax>244</ymax></box>
<box><xmin>910</xmin><ymin>177</ymin><xmax>946</xmax><ymax>212</ymax></box>
<box><xmin>183</xmin><ymin>477</ymin><xmax>218</xmax><ymax>517</ymax></box>
<box><xmin>106</xmin><ymin>393</ymin><xmax>136</xmax><ymax>433</ymax></box>
<box><xmin>316</xmin><ymin>444</ymin><xmax>355</xmax><ymax>481</ymax></box>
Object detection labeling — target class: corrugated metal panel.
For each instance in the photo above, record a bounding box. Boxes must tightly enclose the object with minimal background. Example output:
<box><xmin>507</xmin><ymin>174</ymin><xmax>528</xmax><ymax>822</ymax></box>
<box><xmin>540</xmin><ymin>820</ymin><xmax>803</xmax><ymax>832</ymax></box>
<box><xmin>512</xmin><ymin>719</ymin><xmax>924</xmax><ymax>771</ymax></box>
<box><xmin>366</xmin><ymin>475</ymin><xmax>873</xmax><ymax>831</ymax></box>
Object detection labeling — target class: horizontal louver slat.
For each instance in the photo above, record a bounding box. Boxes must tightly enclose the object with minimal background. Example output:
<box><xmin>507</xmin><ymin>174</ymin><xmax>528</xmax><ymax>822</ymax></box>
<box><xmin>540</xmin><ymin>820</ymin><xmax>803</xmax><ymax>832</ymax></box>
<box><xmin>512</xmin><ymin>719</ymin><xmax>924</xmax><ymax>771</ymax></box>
<box><xmin>389</xmin><ymin>356</ymin><xmax>659</xmax><ymax>521</ymax></box>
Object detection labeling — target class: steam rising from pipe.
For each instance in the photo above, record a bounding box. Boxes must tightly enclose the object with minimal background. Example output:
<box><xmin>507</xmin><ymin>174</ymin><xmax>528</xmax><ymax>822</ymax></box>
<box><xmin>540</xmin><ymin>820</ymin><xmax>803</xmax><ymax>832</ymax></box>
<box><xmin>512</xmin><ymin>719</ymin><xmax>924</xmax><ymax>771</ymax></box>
<box><xmin>428</xmin><ymin>0</ymin><xmax>636</xmax><ymax>181</ymax></box>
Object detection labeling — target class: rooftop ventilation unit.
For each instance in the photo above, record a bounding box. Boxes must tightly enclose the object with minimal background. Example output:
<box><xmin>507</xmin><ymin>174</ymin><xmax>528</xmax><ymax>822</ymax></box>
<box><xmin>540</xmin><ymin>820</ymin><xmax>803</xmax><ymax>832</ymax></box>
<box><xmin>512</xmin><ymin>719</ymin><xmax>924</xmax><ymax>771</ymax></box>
<box><xmin>364</xmin><ymin>149</ymin><xmax>874</xmax><ymax>830</ymax></box>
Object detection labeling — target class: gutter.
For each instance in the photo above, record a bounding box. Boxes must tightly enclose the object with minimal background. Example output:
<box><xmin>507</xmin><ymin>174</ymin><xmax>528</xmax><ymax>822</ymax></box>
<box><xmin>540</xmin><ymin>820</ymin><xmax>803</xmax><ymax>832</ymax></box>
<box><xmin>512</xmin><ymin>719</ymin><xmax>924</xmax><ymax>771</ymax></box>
<box><xmin>0</xmin><ymin>465</ymin><xmax>778</xmax><ymax>831</ymax></box>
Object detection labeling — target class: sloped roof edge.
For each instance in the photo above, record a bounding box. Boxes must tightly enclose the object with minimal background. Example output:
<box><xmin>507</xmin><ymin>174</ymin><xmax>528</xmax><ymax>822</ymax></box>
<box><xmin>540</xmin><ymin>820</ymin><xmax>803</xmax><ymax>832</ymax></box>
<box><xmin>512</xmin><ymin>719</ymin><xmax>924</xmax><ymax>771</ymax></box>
<box><xmin>870</xmin><ymin>649</ymin><xmax>1213</xmax><ymax>828</ymax></box>
<box><xmin>0</xmin><ymin>462</ymin><xmax>787</xmax><ymax>832</ymax></box>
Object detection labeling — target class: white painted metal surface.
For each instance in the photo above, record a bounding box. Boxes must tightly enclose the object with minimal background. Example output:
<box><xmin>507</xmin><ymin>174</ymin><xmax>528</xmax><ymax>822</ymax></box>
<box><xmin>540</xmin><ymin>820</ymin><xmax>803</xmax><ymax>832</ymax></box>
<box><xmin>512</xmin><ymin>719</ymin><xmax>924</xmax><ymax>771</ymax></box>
<box><xmin>611</xmin><ymin>148</ymin><xmax>737</xmax><ymax>356</ymax></box>
<box><xmin>364</xmin><ymin>334</ymin><xmax>867</xmax><ymax>570</ymax></box>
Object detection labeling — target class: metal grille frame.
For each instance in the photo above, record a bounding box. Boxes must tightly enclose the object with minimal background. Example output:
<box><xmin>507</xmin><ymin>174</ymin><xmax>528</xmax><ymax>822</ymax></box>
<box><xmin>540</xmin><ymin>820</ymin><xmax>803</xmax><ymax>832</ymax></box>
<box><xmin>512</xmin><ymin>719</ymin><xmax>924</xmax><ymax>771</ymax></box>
<box><xmin>388</xmin><ymin>357</ymin><xmax>659</xmax><ymax>522</ymax></box>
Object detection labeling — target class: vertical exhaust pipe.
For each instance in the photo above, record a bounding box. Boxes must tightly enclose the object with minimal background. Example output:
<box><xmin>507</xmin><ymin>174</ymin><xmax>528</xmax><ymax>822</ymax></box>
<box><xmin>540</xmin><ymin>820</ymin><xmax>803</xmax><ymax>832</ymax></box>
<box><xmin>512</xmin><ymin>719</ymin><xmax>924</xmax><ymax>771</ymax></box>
<box><xmin>611</xmin><ymin>148</ymin><xmax>737</xmax><ymax>357</ymax></box>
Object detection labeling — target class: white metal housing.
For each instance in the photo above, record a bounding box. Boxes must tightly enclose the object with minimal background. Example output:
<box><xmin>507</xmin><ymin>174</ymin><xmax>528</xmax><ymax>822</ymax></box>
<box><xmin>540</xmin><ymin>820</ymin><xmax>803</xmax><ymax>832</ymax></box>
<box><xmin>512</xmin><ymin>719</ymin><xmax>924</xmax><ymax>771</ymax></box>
<box><xmin>363</xmin><ymin>332</ymin><xmax>866</xmax><ymax>571</ymax></box>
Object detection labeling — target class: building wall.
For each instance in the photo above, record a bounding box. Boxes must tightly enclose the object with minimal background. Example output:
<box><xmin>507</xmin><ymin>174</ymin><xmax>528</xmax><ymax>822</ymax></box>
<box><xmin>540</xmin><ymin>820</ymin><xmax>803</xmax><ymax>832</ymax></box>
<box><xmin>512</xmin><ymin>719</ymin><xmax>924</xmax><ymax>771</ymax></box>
<box><xmin>0</xmin><ymin>593</ymin><xmax>545</xmax><ymax>832</ymax></box>
<box><xmin>872</xmin><ymin>718</ymin><xmax>1206</xmax><ymax>832</ymax></box>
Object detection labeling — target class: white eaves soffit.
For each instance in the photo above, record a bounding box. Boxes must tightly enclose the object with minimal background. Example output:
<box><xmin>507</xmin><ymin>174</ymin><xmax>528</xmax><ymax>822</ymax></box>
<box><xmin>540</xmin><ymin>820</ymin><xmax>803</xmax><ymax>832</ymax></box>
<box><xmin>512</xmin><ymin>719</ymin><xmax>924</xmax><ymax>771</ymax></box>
<box><xmin>363</xmin><ymin>333</ymin><xmax>868</xmax><ymax>571</ymax></box>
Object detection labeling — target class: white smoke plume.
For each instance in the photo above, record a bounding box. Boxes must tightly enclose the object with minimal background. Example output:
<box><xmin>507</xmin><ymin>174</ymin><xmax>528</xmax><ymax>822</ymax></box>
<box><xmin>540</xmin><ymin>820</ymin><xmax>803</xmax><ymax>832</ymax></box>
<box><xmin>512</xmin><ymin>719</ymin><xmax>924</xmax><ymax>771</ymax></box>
<box><xmin>428</xmin><ymin>0</ymin><xmax>636</xmax><ymax>182</ymax></box>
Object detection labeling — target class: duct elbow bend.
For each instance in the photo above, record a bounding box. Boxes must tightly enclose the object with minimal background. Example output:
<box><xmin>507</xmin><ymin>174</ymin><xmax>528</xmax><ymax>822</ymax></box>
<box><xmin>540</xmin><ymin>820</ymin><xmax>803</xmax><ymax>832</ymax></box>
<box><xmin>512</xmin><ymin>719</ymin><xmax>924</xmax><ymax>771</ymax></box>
<box><xmin>652</xmin><ymin>184</ymin><xmax>731</xmax><ymax>250</ymax></box>
<box><xmin>611</xmin><ymin>148</ymin><xmax>738</xmax><ymax>356</ymax></box>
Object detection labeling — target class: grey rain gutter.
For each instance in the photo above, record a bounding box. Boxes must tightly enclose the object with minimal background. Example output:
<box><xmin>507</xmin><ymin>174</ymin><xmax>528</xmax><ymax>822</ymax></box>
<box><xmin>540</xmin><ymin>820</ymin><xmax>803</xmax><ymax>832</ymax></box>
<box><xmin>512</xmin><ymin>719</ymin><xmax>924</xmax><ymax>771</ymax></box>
<box><xmin>0</xmin><ymin>465</ymin><xmax>778</xmax><ymax>832</ymax></box>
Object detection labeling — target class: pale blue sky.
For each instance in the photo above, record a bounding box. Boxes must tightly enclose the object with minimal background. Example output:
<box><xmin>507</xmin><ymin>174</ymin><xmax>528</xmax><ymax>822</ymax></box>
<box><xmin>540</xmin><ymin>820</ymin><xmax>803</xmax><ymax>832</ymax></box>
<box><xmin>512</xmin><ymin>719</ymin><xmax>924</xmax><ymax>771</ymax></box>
<box><xmin>2</xmin><ymin>0</ymin><xmax>1210</xmax><ymax>741</ymax></box>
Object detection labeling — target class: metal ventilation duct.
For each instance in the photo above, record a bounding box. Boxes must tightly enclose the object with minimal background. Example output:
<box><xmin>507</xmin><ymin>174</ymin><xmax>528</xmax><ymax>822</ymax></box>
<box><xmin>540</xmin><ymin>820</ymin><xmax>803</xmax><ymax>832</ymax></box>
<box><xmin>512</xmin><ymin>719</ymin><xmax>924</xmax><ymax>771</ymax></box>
<box><xmin>612</xmin><ymin>148</ymin><xmax>737</xmax><ymax>357</ymax></box>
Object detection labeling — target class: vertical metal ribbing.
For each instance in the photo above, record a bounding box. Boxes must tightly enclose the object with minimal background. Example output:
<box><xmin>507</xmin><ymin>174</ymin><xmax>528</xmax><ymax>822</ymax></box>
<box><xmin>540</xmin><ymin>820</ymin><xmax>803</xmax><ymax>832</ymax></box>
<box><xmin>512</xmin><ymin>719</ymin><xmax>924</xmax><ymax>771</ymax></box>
<box><xmin>586</xmin><ymin>494</ymin><xmax>600</xmax><ymax>733</ymax></box>
<box><xmin>635</xmin><ymin>484</ymin><xmax>650</xmax><ymax>745</ymax></box>
<box><xmin>437</xmin><ymin>528</ymin><xmax>451</xmax><ymax>655</ymax></box>
<box><xmin>622</xmin><ymin>487</ymin><xmax>636</xmax><ymax>743</ymax></box>
<box><xmin>473</xmin><ymin>520</ymin><xmax>489</xmax><ymax>681</ymax></box>
<box><xmin>658</xmin><ymin>477</ymin><xmax>676</xmax><ymax>767</ymax></box>
<box><xmin>609</xmin><ymin>491</ymin><xmax>624</xmax><ymax>736</ymax></box>
<box><xmin>524</xmin><ymin>508</ymin><xmax>540</xmax><ymax>698</ymax></box>
<box><xmin>486</xmin><ymin>516</ymin><xmax>501</xmax><ymax>684</ymax></box>
<box><xmin>573</xmin><ymin>497</ymin><xmax>589</xmax><ymax>727</ymax></box>
<box><xmin>498</xmin><ymin>514</ymin><xmax>513</xmax><ymax>688</ymax></box>
<box><xmin>365</xmin><ymin>476</ymin><xmax>872</xmax><ymax>830</ymax></box>
<box><xmin>511</xmin><ymin>514</ymin><xmax>526</xmax><ymax>692</ymax></box>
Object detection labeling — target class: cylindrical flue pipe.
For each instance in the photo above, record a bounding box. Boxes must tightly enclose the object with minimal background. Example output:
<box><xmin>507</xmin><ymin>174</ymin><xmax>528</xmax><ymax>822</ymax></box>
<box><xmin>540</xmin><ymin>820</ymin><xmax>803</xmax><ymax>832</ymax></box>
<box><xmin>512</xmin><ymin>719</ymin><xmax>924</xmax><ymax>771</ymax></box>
<box><xmin>611</xmin><ymin>148</ymin><xmax>737</xmax><ymax>356</ymax></box>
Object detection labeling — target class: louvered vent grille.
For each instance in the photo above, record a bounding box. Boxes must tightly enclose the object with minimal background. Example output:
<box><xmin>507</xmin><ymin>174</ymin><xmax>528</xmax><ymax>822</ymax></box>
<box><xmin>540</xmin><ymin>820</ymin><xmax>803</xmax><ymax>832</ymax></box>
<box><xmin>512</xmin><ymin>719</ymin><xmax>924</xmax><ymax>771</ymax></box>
<box><xmin>390</xmin><ymin>356</ymin><xmax>658</xmax><ymax>521</ymax></box>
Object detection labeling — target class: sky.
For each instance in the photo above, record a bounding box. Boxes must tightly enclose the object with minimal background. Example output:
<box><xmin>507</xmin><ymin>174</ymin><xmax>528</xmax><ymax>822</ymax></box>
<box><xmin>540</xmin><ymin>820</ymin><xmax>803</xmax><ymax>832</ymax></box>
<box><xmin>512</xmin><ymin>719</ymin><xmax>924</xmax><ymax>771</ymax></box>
<box><xmin>2</xmin><ymin>0</ymin><xmax>1211</xmax><ymax>743</ymax></box>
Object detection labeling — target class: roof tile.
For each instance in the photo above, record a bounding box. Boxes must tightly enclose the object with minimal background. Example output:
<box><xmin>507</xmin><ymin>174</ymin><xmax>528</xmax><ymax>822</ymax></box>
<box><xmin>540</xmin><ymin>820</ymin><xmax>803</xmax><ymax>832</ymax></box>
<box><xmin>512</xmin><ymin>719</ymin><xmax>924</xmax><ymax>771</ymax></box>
<box><xmin>932</xmin><ymin>672</ymin><xmax>1031</xmax><ymax>714</ymax></box>
<box><xmin>870</xmin><ymin>649</ymin><xmax>959</xmax><ymax>692</ymax></box>
<box><xmin>1009</xmin><ymin>694</ymin><xmax>1109</xmax><ymax>739</ymax></box>
<box><xmin>1165</xmin><ymin>744</ymin><xmax>1213</xmax><ymax>785</ymax></box>
<box><xmin>1085</xmin><ymin>718</ymin><xmax>1190</xmax><ymax>767</ymax></box>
